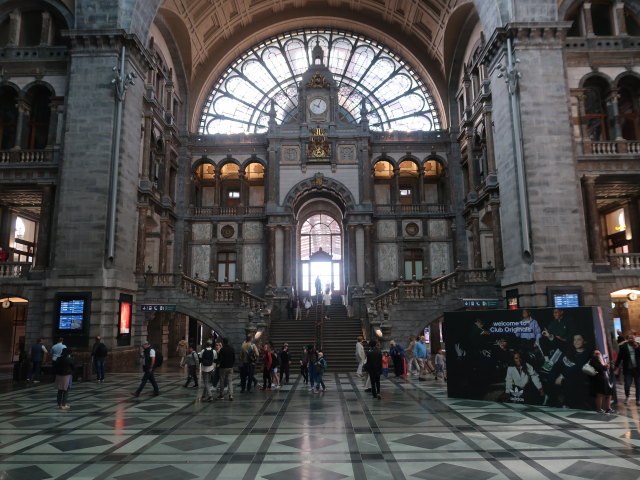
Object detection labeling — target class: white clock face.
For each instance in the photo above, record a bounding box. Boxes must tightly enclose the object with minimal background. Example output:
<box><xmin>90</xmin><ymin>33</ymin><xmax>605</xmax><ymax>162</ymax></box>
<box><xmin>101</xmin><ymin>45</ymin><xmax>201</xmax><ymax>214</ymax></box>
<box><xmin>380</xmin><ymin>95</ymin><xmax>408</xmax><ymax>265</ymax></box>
<box><xmin>309</xmin><ymin>98</ymin><xmax>327</xmax><ymax>115</ymax></box>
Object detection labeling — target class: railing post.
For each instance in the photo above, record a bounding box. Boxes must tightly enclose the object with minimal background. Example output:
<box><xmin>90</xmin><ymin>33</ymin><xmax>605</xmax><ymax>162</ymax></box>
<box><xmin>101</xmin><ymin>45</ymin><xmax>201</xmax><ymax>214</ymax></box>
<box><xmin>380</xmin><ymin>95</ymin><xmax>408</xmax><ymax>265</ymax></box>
<box><xmin>422</xmin><ymin>267</ymin><xmax>432</xmax><ymax>298</ymax></box>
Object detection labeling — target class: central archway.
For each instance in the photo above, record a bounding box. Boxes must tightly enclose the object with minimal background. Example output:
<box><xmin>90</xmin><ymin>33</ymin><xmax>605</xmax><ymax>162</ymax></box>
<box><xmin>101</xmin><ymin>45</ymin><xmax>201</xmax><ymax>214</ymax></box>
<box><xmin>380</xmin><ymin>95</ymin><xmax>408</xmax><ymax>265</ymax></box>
<box><xmin>299</xmin><ymin>213</ymin><xmax>343</xmax><ymax>295</ymax></box>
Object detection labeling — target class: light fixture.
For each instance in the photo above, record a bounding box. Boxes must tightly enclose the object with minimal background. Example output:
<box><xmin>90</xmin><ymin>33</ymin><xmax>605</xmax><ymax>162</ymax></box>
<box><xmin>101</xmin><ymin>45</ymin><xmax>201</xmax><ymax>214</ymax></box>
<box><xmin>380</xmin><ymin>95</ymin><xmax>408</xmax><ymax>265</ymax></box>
<box><xmin>374</xmin><ymin>328</ymin><xmax>383</xmax><ymax>338</ymax></box>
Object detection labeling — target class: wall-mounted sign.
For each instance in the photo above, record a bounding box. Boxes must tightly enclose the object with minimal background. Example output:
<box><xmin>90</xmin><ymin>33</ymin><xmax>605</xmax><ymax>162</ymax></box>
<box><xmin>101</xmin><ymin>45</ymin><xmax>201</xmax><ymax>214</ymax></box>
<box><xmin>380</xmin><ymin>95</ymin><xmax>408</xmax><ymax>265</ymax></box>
<box><xmin>141</xmin><ymin>304</ymin><xmax>176</xmax><ymax>312</ymax></box>
<box><xmin>463</xmin><ymin>299</ymin><xmax>501</xmax><ymax>308</ymax></box>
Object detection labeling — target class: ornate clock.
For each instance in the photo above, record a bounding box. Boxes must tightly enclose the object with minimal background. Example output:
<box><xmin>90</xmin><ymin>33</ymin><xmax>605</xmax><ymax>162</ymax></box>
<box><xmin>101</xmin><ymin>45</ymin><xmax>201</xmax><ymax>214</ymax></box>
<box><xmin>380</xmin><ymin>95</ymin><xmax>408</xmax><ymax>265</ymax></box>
<box><xmin>309</xmin><ymin>98</ymin><xmax>327</xmax><ymax>115</ymax></box>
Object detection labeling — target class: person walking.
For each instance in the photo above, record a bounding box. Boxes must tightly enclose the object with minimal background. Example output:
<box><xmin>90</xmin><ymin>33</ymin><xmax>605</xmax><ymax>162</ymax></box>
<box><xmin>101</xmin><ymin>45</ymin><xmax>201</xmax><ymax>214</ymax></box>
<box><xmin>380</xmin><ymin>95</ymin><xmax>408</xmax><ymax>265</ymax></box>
<box><xmin>435</xmin><ymin>348</ymin><xmax>447</xmax><ymax>380</ymax></box>
<box><xmin>260</xmin><ymin>344</ymin><xmax>274</xmax><ymax>390</ymax></box>
<box><xmin>314</xmin><ymin>351</ymin><xmax>327</xmax><ymax>393</ymax></box>
<box><xmin>389</xmin><ymin>340</ymin><xmax>405</xmax><ymax>377</ymax></box>
<box><xmin>365</xmin><ymin>340</ymin><xmax>383</xmax><ymax>399</ymax></box>
<box><xmin>216</xmin><ymin>338</ymin><xmax>235</xmax><ymax>401</ymax></box>
<box><xmin>414</xmin><ymin>335</ymin><xmax>428</xmax><ymax>381</ymax></box>
<box><xmin>307</xmin><ymin>344</ymin><xmax>317</xmax><ymax>391</ymax></box>
<box><xmin>176</xmin><ymin>337</ymin><xmax>188</xmax><ymax>370</ymax></box>
<box><xmin>183</xmin><ymin>345</ymin><xmax>199</xmax><ymax>388</ymax></box>
<box><xmin>355</xmin><ymin>336</ymin><xmax>366</xmax><ymax>376</ymax></box>
<box><xmin>54</xmin><ymin>347</ymin><xmax>74</xmax><ymax>410</ymax></box>
<box><xmin>300</xmin><ymin>345</ymin><xmax>309</xmax><ymax>385</ymax></box>
<box><xmin>199</xmin><ymin>340</ymin><xmax>216</xmax><ymax>401</ymax></box>
<box><xmin>279</xmin><ymin>343</ymin><xmax>291</xmax><ymax>385</ymax></box>
<box><xmin>133</xmin><ymin>340</ymin><xmax>160</xmax><ymax>397</ymax></box>
<box><xmin>91</xmin><ymin>335</ymin><xmax>108</xmax><ymax>382</ymax></box>
<box><xmin>614</xmin><ymin>333</ymin><xmax>640</xmax><ymax>406</ymax></box>
<box><xmin>28</xmin><ymin>338</ymin><xmax>48</xmax><ymax>383</ymax></box>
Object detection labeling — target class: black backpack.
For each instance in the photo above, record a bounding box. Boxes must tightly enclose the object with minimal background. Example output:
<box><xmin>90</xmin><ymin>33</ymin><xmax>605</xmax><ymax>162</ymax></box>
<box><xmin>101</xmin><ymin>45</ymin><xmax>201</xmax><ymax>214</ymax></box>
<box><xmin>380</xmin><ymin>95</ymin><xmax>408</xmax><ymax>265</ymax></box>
<box><xmin>248</xmin><ymin>348</ymin><xmax>258</xmax><ymax>363</ymax></box>
<box><xmin>201</xmin><ymin>348</ymin><xmax>214</xmax><ymax>366</ymax></box>
<box><xmin>153</xmin><ymin>349</ymin><xmax>163</xmax><ymax>368</ymax></box>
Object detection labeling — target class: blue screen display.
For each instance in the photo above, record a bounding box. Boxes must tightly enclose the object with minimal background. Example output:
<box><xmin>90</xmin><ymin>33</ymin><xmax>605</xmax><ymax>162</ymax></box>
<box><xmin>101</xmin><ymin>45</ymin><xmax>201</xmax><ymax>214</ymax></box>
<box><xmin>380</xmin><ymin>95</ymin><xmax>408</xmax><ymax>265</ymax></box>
<box><xmin>553</xmin><ymin>293</ymin><xmax>580</xmax><ymax>308</ymax></box>
<box><xmin>58</xmin><ymin>299</ymin><xmax>85</xmax><ymax>330</ymax></box>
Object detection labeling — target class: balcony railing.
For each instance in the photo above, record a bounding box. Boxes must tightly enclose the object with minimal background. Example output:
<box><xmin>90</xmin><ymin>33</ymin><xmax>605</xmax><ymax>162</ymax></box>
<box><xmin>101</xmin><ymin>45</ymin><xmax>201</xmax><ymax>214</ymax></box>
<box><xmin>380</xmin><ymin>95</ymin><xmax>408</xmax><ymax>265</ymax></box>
<box><xmin>0</xmin><ymin>149</ymin><xmax>58</xmax><ymax>164</ymax></box>
<box><xmin>582</xmin><ymin>140</ymin><xmax>640</xmax><ymax>155</ymax></box>
<box><xmin>609</xmin><ymin>253</ymin><xmax>640</xmax><ymax>270</ymax></box>
<box><xmin>189</xmin><ymin>206</ymin><xmax>265</xmax><ymax>216</ymax></box>
<box><xmin>374</xmin><ymin>204</ymin><xmax>450</xmax><ymax>215</ymax></box>
<box><xmin>0</xmin><ymin>262</ymin><xmax>32</xmax><ymax>278</ymax></box>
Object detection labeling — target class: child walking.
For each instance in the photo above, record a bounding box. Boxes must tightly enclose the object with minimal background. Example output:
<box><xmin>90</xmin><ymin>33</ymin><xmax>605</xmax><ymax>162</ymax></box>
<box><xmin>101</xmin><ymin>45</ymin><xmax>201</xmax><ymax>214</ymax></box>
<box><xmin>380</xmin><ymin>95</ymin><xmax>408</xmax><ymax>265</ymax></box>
<box><xmin>435</xmin><ymin>349</ymin><xmax>446</xmax><ymax>381</ymax></box>
<box><xmin>382</xmin><ymin>351</ymin><xmax>390</xmax><ymax>378</ymax></box>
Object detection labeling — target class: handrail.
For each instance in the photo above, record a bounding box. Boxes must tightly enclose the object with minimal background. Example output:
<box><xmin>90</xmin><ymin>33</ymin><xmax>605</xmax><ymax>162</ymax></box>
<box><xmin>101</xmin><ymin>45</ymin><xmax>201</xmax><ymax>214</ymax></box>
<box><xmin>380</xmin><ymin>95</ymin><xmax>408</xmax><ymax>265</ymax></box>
<box><xmin>189</xmin><ymin>206</ymin><xmax>265</xmax><ymax>216</ymax></box>
<box><xmin>144</xmin><ymin>272</ymin><xmax>267</xmax><ymax>306</ymax></box>
<box><xmin>0</xmin><ymin>149</ymin><xmax>58</xmax><ymax>164</ymax></box>
<box><xmin>370</xmin><ymin>268</ymin><xmax>496</xmax><ymax>311</ymax></box>
<box><xmin>374</xmin><ymin>203</ymin><xmax>450</xmax><ymax>214</ymax></box>
<box><xmin>608</xmin><ymin>253</ymin><xmax>640</xmax><ymax>270</ymax></box>
<box><xmin>582</xmin><ymin>140</ymin><xmax>640</xmax><ymax>155</ymax></box>
<box><xmin>0</xmin><ymin>262</ymin><xmax>32</xmax><ymax>278</ymax></box>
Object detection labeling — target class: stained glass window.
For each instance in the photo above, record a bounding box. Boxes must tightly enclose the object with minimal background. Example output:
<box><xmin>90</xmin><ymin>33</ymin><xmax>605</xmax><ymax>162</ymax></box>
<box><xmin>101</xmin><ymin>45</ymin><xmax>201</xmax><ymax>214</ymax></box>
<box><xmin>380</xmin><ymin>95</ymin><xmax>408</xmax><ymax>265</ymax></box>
<box><xmin>200</xmin><ymin>29</ymin><xmax>440</xmax><ymax>134</ymax></box>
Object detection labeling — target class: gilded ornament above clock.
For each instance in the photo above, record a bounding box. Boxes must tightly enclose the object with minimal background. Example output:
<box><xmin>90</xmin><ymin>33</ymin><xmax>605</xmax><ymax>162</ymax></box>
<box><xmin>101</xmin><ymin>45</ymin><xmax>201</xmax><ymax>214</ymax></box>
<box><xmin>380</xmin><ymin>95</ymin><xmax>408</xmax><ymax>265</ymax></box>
<box><xmin>306</xmin><ymin>71</ymin><xmax>330</xmax><ymax>88</ymax></box>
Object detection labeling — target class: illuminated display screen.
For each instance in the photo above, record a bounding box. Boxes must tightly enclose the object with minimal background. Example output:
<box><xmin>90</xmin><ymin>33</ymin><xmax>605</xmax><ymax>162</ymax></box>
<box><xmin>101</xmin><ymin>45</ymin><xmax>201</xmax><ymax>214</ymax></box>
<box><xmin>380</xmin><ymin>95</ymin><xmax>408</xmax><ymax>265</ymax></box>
<box><xmin>553</xmin><ymin>293</ymin><xmax>580</xmax><ymax>308</ymax></box>
<box><xmin>119</xmin><ymin>301</ymin><xmax>131</xmax><ymax>334</ymax></box>
<box><xmin>58</xmin><ymin>299</ymin><xmax>85</xmax><ymax>330</ymax></box>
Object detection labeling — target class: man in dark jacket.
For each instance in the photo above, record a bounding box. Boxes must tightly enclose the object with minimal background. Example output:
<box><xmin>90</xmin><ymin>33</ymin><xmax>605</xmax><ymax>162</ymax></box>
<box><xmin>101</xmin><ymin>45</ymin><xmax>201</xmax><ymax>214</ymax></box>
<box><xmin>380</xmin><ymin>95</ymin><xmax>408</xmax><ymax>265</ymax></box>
<box><xmin>217</xmin><ymin>337</ymin><xmax>235</xmax><ymax>400</ymax></box>
<box><xmin>28</xmin><ymin>337</ymin><xmax>48</xmax><ymax>383</ymax></box>
<box><xmin>365</xmin><ymin>340</ymin><xmax>383</xmax><ymax>399</ymax></box>
<box><xmin>279</xmin><ymin>344</ymin><xmax>291</xmax><ymax>385</ymax></box>
<box><xmin>615</xmin><ymin>333</ymin><xmax>640</xmax><ymax>405</ymax></box>
<box><xmin>91</xmin><ymin>335</ymin><xmax>108</xmax><ymax>382</ymax></box>
<box><xmin>133</xmin><ymin>340</ymin><xmax>160</xmax><ymax>397</ymax></box>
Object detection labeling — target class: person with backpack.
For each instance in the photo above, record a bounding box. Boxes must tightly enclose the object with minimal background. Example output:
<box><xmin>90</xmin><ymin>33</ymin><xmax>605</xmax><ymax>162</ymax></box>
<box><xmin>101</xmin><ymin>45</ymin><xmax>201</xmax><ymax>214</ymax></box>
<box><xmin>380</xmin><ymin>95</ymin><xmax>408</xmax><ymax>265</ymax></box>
<box><xmin>216</xmin><ymin>337</ymin><xmax>235</xmax><ymax>401</ymax></box>
<box><xmin>54</xmin><ymin>347</ymin><xmax>74</xmax><ymax>410</ymax></box>
<box><xmin>313</xmin><ymin>351</ymin><xmax>327</xmax><ymax>393</ymax></box>
<box><xmin>240</xmin><ymin>336</ymin><xmax>258</xmax><ymax>393</ymax></box>
<box><xmin>183</xmin><ymin>345</ymin><xmax>199</xmax><ymax>388</ymax></box>
<box><xmin>91</xmin><ymin>335</ymin><xmax>108</xmax><ymax>383</ymax></box>
<box><xmin>133</xmin><ymin>340</ymin><xmax>160</xmax><ymax>397</ymax></box>
<box><xmin>199</xmin><ymin>340</ymin><xmax>217</xmax><ymax>401</ymax></box>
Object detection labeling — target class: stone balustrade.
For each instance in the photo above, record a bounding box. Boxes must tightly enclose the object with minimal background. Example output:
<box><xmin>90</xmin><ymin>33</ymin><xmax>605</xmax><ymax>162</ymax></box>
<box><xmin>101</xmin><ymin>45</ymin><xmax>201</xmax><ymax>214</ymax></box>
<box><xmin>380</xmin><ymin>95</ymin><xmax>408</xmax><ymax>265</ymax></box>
<box><xmin>188</xmin><ymin>206</ymin><xmax>265</xmax><ymax>216</ymax></box>
<box><xmin>583</xmin><ymin>140</ymin><xmax>640</xmax><ymax>155</ymax></box>
<box><xmin>0</xmin><ymin>149</ymin><xmax>57</xmax><ymax>163</ymax></box>
<box><xmin>609</xmin><ymin>253</ymin><xmax>640</xmax><ymax>270</ymax></box>
<box><xmin>0</xmin><ymin>262</ymin><xmax>31</xmax><ymax>278</ymax></box>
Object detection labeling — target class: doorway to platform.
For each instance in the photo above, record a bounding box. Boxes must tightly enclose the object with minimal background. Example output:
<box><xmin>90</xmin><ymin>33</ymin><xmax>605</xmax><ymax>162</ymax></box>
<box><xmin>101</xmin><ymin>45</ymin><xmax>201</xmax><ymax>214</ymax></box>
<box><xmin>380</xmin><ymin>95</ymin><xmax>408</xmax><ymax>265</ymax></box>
<box><xmin>299</xmin><ymin>213</ymin><xmax>343</xmax><ymax>295</ymax></box>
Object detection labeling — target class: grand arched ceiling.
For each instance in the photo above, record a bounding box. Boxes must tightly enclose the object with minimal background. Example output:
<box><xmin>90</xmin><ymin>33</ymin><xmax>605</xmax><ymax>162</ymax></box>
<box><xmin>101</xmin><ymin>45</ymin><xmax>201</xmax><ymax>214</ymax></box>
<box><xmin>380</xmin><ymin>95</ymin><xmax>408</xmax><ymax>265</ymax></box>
<box><xmin>158</xmin><ymin>0</ymin><xmax>478</xmax><ymax>130</ymax></box>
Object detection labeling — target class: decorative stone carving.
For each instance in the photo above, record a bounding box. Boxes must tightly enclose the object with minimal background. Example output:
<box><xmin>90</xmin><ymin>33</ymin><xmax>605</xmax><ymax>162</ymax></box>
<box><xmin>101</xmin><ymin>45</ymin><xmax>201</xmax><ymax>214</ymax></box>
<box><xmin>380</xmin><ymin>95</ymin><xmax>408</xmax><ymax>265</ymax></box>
<box><xmin>217</xmin><ymin>222</ymin><xmax>237</xmax><ymax>241</ymax></box>
<box><xmin>339</xmin><ymin>145</ymin><xmax>356</xmax><ymax>162</ymax></box>
<box><xmin>282</xmin><ymin>146</ymin><xmax>300</xmax><ymax>163</ymax></box>
<box><xmin>402</xmin><ymin>219</ymin><xmax>422</xmax><ymax>238</ymax></box>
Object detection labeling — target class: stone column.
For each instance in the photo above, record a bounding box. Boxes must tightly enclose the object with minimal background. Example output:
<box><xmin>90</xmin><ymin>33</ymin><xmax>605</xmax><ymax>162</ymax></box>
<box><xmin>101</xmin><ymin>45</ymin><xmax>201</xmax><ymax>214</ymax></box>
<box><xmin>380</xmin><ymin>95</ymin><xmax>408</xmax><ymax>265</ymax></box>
<box><xmin>583</xmin><ymin>2</ymin><xmax>594</xmax><ymax>36</ymax></box>
<box><xmin>470</xmin><ymin>213</ymin><xmax>482</xmax><ymax>268</ymax></box>
<box><xmin>392</xmin><ymin>166</ymin><xmax>400</xmax><ymax>205</ymax></box>
<box><xmin>364</xmin><ymin>224</ymin><xmax>374</xmax><ymax>283</ymax></box>
<box><xmin>141</xmin><ymin>113</ymin><xmax>152</xmax><ymax>181</ymax></box>
<box><xmin>34</xmin><ymin>184</ymin><xmax>53</xmax><ymax>269</ymax></box>
<box><xmin>40</xmin><ymin>12</ymin><xmax>53</xmax><ymax>45</ymax></box>
<box><xmin>614</xmin><ymin>1</ymin><xmax>627</xmax><ymax>35</ymax></box>
<box><xmin>489</xmin><ymin>197</ymin><xmax>504</xmax><ymax>271</ymax></box>
<box><xmin>628</xmin><ymin>198</ymin><xmax>640</xmax><ymax>253</ymax></box>
<box><xmin>483</xmin><ymin>108</ymin><xmax>497</xmax><ymax>175</ymax></box>
<box><xmin>267</xmin><ymin>226</ymin><xmax>276</xmax><ymax>285</ymax></box>
<box><xmin>239</xmin><ymin>168</ymin><xmax>247</xmax><ymax>207</ymax></box>
<box><xmin>13</xmin><ymin>98</ymin><xmax>29</xmax><ymax>150</ymax></box>
<box><xmin>163</xmin><ymin>140</ymin><xmax>173</xmax><ymax>196</ymax></box>
<box><xmin>417</xmin><ymin>167</ymin><xmax>424</xmax><ymax>204</ymax></box>
<box><xmin>465</xmin><ymin>130</ymin><xmax>477</xmax><ymax>192</ymax></box>
<box><xmin>135</xmin><ymin>207</ymin><xmax>148</xmax><ymax>274</ymax></box>
<box><xmin>7</xmin><ymin>10</ymin><xmax>20</xmax><ymax>46</ymax></box>
<box><xmin>283</xmin><ymin>225</ymin><xmax>292</xmax><ymax>286</ymax></box>
<box><xmin>159</xmin><ymin>220</ymin><xmax>168</xmax><ymax>273</ymax></box>
<box><xmin>582</xmin><ymin>175</ymin><xmax>605</xmax><ymax>262</ymax></box>
<box><xmin>46</xmin><ymin>97</ymin><xmax>63</xmax><ymax>148</ymax></box>
<box><xmin>348</xmin><ymin>225</ymin><xmax>357</xmax><ymax>287</ymax></box>
<box><xmin>606</xmin><ymin>89</ymin><xmax>622</xmax><ymax>140</ymax></box>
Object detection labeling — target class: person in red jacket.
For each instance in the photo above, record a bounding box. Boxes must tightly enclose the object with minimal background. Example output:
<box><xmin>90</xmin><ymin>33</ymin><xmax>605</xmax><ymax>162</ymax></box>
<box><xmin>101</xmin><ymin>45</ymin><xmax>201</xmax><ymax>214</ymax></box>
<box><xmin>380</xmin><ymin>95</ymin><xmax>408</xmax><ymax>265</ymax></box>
<box><xmin>260</xmin><ymin>344</ymin><xmax>273</xmax><ymax>390</ymax></box>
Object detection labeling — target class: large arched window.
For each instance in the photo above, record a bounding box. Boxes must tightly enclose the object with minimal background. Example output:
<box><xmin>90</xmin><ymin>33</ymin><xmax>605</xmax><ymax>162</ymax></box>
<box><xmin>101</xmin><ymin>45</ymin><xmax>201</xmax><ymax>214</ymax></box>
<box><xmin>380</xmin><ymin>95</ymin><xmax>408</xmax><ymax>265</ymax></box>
<box><xmin>299</xmin><ymin>214</ymin><xmax>343</xmax><ymax>293</ymax></box>
<box><xmin>583</xmin><ymin>76</ymin><xmax>610</xmax><ymax>141</ymax></box>
<box><xmin>200</xmin><ymin>29</ymin><xmax>441</xmax><ymax>134</ymax></box>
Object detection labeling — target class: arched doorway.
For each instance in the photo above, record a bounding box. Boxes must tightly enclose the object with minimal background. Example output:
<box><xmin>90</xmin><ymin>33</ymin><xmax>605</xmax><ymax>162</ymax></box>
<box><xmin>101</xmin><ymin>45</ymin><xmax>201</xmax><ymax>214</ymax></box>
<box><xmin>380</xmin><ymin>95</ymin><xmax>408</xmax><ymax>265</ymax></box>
<box><xmin>299</xmin><ymin>213</ymin><xmax>343</xmax><ymax>295</ymax></box>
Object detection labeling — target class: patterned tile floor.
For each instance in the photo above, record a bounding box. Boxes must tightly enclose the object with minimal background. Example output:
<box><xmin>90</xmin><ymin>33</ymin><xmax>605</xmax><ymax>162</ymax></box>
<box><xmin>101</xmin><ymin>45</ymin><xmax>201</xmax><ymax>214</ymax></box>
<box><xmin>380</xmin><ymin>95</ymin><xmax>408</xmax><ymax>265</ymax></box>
<box><xmin>1</xmin><ymin>371</ymin><xmax>640</xmax><ymax>480</ymax></box>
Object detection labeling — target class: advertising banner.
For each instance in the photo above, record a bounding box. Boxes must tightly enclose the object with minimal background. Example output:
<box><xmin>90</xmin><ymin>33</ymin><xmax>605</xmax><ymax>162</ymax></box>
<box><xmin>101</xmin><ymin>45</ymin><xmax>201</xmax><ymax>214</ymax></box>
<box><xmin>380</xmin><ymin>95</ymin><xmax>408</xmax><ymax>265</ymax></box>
<box><xmin>443</xmin><ymin>307</ymin><xmax>607</xmax><ymax>411</ymax></box>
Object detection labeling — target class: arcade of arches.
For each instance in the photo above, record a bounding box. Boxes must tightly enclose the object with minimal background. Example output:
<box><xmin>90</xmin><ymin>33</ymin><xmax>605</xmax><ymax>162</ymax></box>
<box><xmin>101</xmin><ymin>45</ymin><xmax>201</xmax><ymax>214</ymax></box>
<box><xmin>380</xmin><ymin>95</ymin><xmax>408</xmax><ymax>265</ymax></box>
<box><xmin>0</xmin><ymin>0</ymin><xmax>640</xmax><ymax>369</ymax></box>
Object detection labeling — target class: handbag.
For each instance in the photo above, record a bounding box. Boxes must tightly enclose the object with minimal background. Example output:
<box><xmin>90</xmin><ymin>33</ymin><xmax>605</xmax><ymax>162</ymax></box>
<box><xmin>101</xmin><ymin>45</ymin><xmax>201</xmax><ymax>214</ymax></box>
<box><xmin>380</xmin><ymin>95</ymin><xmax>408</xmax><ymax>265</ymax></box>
<box><xmin>582</xmin><ymin>362</ymin><xmax>597</xmax><ymax>377</ymax></box>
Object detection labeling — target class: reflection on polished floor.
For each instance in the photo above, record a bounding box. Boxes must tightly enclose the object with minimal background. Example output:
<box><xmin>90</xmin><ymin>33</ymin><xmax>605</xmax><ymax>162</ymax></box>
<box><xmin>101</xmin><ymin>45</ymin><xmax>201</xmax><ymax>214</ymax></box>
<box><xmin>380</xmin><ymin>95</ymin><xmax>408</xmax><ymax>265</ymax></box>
<box><xmin>1</xmin><ymin>371</ymin><xmax>640</xmax><ymax>480</ymax></box>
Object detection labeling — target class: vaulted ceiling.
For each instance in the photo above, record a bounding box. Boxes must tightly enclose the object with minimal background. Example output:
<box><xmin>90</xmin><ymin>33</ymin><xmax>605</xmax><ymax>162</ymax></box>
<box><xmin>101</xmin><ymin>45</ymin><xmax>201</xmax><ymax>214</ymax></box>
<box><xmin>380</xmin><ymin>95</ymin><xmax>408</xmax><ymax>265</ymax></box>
<box><xmin>157</xmin><ymin>0</ymin><xmax>478</xmax><ymax>127</ymax></box>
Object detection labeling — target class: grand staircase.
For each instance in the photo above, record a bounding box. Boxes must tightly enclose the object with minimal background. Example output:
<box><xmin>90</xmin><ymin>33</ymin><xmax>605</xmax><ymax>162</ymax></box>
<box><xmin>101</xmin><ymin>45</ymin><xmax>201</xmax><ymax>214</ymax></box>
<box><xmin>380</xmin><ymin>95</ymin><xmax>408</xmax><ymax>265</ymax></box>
<box><xmin>268</xmin><ymin>295</ymin><xmax>362</xmax><ymax>372</ymax></box>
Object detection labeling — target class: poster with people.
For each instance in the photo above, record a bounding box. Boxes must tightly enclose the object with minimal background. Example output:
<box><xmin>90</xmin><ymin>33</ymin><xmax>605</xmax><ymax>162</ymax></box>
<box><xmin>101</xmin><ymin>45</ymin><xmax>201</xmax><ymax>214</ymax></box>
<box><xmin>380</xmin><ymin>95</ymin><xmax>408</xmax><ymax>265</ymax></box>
<box><xmin>443</xmin><ymin>307</ymin><xmax>607</xmax><ymax>411</ymax></box>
